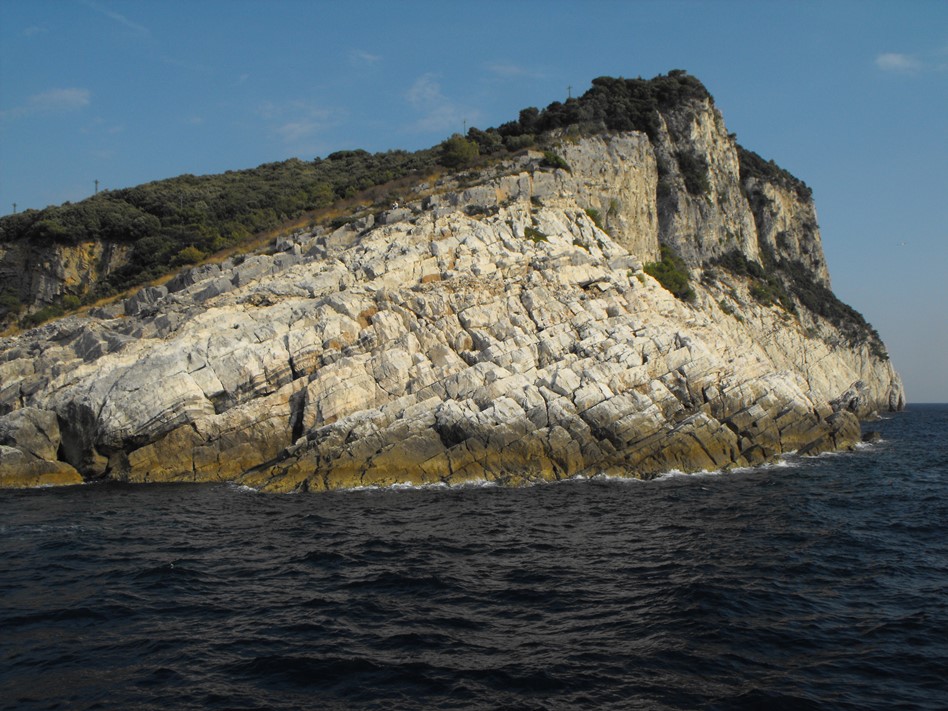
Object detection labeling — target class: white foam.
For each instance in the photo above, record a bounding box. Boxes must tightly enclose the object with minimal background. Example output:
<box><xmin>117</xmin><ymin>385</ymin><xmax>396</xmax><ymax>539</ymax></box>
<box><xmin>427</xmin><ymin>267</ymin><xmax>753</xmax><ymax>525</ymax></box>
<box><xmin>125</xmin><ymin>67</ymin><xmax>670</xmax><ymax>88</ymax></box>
<box><xmin>585</xmin><ymin>471</ymin><xmax>646</xmax><ymax>484</ymax></box>
<box><xmin>341</xmin><ymin>478</ymin><xmax>500</xmax><ymax>494</ymax></box>
<box><xmin>390</xmin><ymin>480</ymin><xmax>448</xmax><ymax>490</ymax></box>
<box><xmin>226</xmin><ymin>483</ymin><xmax>260</xmax><ymax>493</ymax></box>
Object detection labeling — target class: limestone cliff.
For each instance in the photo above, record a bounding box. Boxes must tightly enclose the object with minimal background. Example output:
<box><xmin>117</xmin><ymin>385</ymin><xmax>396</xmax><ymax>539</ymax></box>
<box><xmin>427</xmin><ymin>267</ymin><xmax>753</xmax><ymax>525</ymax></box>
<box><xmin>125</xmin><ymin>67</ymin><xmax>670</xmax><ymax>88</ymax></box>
<box><xmin>0</xmin><ymin>239</ymin><xmax>130</xmax><ymax>318</ymax></box>
<box><xmin>0</xmin><ymin>113</ymin><xmax>903</xmax><ymax>490</ymax></box>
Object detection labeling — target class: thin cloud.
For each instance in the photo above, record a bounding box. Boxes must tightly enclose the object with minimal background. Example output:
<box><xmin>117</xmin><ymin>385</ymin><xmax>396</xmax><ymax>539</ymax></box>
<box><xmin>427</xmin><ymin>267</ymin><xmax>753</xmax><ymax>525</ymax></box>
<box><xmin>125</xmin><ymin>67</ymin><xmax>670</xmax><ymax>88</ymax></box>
<box><xmin>350</xmin><ymin>49</ymin><xmax>382</xmax><ymax>65</ymax></box>
<box><xmin>160</xmin><ymin>54</ymin><xmax>214</xmax><ymax>76</ymax></box>
<box><xmin>259</xmin><ymin>99</ymin><xmax>337</xmax><ymax>144</ymax></box>
<box><xmin>406</xmin><ymin>74</ymin><xmax>444</xmax><ymax>108</ymax></box>
<box><xmin>875</xmin><ymin>49</ymin><xmax>948</xmax><ymax>74</ymax></box>
<box><xmin>404</xmin><ymin>74</ymin><xmax>475</xmax><ymax>134</ymax></box>
<box><xmin>80</xmin><ymin>117</ymin><xmax>123</xmax><ymax>135</ymax></box>
<box><xmin>1</xmin><ymin>88</ymin><xmax>91</xmax><ymax>120</ymax></box>
<box><xmin>275</xmin><ymin>120</ymin><xmax>325</xmax><ymax>143</ymax></box>
<box><xmin>29</xmin><ymin>88</ymin><xmax>91</xmax><ymax>111</ymax></box>
<box><xmin>81</xmin><ymin>0</ymin><xmax>149</xmax><ymax>35</ymax></box>
<box><xmin>875</xmin><ymin>52</ymin><xmax>922</xmax><ymax>72</ymax></box>
<box><xmin>22</xmin><ymin>25</ymin><xmax>48</xmax><ymax>37</ymax></box>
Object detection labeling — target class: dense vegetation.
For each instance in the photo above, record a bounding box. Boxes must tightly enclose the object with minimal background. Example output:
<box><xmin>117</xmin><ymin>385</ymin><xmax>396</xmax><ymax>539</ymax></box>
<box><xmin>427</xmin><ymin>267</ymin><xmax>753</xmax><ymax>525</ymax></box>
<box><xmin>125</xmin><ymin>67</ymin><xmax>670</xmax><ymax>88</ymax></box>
<box><xmin>488</xmin><ymin>70</ymin><xmax>712</xmax><ymax>142</ymax></box>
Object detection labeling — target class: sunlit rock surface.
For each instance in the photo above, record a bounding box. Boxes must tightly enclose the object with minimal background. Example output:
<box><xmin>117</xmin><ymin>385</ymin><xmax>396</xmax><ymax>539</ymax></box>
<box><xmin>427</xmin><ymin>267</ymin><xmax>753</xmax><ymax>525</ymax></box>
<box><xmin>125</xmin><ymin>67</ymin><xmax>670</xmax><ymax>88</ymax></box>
<box><xmin>0</xmin><ymin>117</ymin><xmax>903</xmax><ymax>490</ymax></box>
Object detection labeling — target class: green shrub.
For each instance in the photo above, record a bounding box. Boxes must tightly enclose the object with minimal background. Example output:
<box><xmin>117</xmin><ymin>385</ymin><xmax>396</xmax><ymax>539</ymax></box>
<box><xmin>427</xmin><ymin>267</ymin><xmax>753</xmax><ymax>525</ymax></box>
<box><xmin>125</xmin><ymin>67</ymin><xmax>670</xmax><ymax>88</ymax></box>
<box><xmin>713</xmin><ymin>249</ymin><xmax>885</xmax><ymax>354</ymax></box>
<box><xmin>644</xmin><ymin>244</ymin><xmax>695</xmax><ymax>302</ymax></box>
<box><xmin>711</xmin><ymin>249</ymin><xmax>765</xmax><ymax>279</ymax></box>
<box><xmin>174</xmin><ymin>245</ymin><xmax>206</xmax><ymax>265</ymax></box>
<box><xmin>467</xmin><ymin>127</ymin><xmax>504</xmax><ymax>155</ymax></box>
<box><xmin>503</xmin><ymin>134</ymin><xmax>536</xmax><ymax>151</ymax></box>
<box><xmin>541</xmin><ymin>151</ymin><xmax>571</xmax><ymax>172</ymax></box>
<box><xmin>0</xmin><ymin>71</ymin><xmax>738</xmax><ymax>321</ymax></box>
<box><xmin>738</xmin><ymin>145</ymin><xmax>811</xmax><ymax>201</ymax></box>
<box><xmin>61</xmin><ymin>294</ymin><xmax>81</xmax><ymax>310</ymax></box>
<box><xmin>495</xmin><ymin>71</ymin><xmax>711</xmax><ymax>141</ymax></box>
<box><xmin>524</xmin><ymin>226</ymin><xmax>548</xmax><ymax>243</ymax></box>
<box><xmin>713</xmin><ymin>249</ymin><xmax>793</xmax><ymax>311</ymax></box>
<box><xmin>750</xmin><ymin>282</ymin><xmax>774</xmax><ymax>305</ymax></box>
<box><xmin>1</xmin><ymin>146</ymin><xmax>441</xmax><ymax>303</ymax></box>
<box><xmin>676</xmin><ymin>150</ymin><xmax>711</xmax><ymax>196</ymax></box>
<box><xmin>584</xmin><ymin>207</ymin><xmax>604</xmax><ymax>231</ymax></box>
<box><xmin>439</xmin><ymin>134</ymin><xmax>479</xmax><ymax>168</ymax></box>
<box><xmin>21</xmin><ymin>304</ymin><xmax>65</xmax><ymax>328</ymax></box>
<box><xmin>0</xmin><ymin>291</ymin><xmax>22</xmax><ymax>311</ymax></box>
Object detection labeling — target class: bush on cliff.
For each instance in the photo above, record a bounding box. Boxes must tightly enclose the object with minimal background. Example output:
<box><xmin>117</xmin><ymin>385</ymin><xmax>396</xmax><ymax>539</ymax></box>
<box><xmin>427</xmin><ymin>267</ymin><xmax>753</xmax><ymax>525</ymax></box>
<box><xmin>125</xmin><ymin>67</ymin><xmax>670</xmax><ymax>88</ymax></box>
<box><xmin>645</xmin><ymin>244</ymin><xmax>696</xmax><ymax>302</ymax></box>
<box><xmin>495</xmin><ymin>70</ymin><xmax>711</xmax><ymax>141</ymax></box>
<box><xmin>541</xmin><ymin>151</ymin><xmax>571</xmax><ymax>172</ymax></box>
<box><xmin>711</xmin><ymin>249</ymin><xmax>886</xmax><ymax>356</ymax></box>
<box><xmin>676</xmin><ymin>150</ymin><xmax>711</xmax><ymax>196</ymax></box>
<box><xmin>737</xmin><ymin>145</ymin><xmax>812</xmax><ymax>201</ymax></box>
<box><xmin>439</xmin><ymin>135</ymin><xmax>479</xmax><ymax>168</ymax></box>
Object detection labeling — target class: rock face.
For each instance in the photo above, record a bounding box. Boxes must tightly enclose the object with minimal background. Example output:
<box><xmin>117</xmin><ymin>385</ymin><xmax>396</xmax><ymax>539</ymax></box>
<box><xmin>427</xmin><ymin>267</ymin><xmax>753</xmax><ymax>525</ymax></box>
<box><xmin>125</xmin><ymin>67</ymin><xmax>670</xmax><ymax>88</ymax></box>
<box><xmin>652</xmin><ymin>98</ymin><xmax>762</xmax><ymax>267</ymax></box>
<box><xmin>0</xmin><ymin>239</ymin><xmax>130</xmax><ymax>315</ymax></box>
<box><xmin>0</xmin><ymin>116</ymin><xmax>903</xmax><ymax>491</ymax></box>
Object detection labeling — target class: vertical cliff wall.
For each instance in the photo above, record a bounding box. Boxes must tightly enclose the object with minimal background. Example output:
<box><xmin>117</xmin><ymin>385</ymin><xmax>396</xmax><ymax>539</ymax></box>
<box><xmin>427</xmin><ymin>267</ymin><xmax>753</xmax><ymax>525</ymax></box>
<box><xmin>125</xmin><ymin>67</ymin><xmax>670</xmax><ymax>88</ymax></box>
<box><xmin>651</xmin><ymin>98</ymin><xmax>761</xmax><ymax>266</ymax></box>
<box><xmin>642</xmin><ymin>95</ymin><xmax>831</xmax><ymax>294</ymax></box>
<box><xmin>739</xmin><ymin>147</ymin><xmax>831</xmax><ymax>286</ymax></box>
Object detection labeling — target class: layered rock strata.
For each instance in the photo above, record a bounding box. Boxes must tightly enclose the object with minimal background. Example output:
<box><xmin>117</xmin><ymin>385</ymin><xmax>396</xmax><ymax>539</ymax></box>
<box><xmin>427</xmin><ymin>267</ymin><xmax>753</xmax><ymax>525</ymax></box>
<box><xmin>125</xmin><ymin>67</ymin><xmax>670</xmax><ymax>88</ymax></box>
<box><xmin>0</xmin><ymin>126</ymin><xmax>903</xmax><ymax>490</ymax></box>
<box><xmin>0</xmin><ymin>239</ymin><xmax>131</xmax><ymax>315</ymax></box>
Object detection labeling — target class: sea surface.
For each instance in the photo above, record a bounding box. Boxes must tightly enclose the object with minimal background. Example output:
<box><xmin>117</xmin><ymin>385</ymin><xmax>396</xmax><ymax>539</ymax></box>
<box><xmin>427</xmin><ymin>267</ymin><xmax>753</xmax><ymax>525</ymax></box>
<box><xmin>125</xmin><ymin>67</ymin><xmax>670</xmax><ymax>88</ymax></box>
<box><xmin>2</xmin><ymin>404</ymin><xmax>946</xmax><ymax>710</ymax></box>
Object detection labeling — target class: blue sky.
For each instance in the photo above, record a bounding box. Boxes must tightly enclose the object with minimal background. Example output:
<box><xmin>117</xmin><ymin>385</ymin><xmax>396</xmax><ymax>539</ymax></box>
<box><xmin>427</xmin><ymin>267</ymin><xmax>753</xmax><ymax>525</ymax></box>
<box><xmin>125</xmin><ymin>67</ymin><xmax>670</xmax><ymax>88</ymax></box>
<box><xmin>1</xmin><ymin>0</ymin><xmax>946</xmax><ymax>403</ymax></box>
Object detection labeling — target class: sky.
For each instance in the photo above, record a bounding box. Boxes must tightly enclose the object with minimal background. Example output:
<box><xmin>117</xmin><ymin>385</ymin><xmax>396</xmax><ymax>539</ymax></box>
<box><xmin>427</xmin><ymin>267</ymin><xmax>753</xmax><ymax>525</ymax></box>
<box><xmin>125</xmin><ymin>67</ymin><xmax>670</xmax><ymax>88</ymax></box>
<box><xmin>1</xmin><ymin>0</ymin><xmax>946</xmax><ymax>403</ymax></box>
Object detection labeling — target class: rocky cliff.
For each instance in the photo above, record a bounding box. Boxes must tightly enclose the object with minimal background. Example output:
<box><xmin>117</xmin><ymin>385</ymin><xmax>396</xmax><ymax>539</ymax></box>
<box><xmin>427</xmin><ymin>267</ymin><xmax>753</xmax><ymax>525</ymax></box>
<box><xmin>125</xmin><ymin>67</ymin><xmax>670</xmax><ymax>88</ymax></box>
<box><xmin>0</xmin><ymin>239</ymin><xmax>130</xmax><ymax>317</ymax></box>
<box><xmin>0</xmin><ymin>98</ymin><xmax>903</xmax><ymax>490</ymax></box>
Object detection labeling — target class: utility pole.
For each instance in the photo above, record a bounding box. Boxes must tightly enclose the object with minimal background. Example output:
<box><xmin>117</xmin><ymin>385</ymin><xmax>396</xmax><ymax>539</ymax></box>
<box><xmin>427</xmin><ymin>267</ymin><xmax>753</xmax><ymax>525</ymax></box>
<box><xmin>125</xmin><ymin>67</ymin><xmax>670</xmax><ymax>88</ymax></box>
<box><xmin>94</xmin><ymin>179</ymin><xmax>99</xmax><ymax>195</ymax></box>
<box><xmin>567</xmin><ymin>85</ymin><xmax>572</xmax><ymax>99</ymax></box>
<box><xmin>12</xmin><ymin>203</ymin><xmax>16</xmax><ymax>214</ymax></box>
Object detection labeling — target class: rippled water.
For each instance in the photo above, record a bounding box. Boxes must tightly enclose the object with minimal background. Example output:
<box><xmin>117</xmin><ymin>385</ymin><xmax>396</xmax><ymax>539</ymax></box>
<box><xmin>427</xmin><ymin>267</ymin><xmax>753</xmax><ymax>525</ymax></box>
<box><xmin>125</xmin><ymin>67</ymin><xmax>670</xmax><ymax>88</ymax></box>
<box><xmin>2</xmin><ymin>405</ymin><xmax>947</xmax><ymax>710</ymax></box>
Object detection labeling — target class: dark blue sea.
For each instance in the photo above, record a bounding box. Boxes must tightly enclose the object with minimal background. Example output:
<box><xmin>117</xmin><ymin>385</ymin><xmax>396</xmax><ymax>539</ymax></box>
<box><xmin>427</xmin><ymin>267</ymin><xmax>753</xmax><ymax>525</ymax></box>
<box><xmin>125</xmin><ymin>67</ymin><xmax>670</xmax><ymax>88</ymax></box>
<box><xmin>2</xmin><ymin>405</ymin><xmax>946</xmax><ymax>710</ymax></box>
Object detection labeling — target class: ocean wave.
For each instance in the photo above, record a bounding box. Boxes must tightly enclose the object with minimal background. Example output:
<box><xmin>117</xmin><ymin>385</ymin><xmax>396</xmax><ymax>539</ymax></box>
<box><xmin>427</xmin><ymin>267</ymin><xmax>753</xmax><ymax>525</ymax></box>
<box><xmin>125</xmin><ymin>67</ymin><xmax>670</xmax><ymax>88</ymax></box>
<box><xmin>225</xmin><ymin>483</ymin><xmax>261</xmax><ymax>493</ymax></box>
<box><xmin>342</xmin><ymin>478</ymin><xmax>500</xmax><ymax>494</ymax></box>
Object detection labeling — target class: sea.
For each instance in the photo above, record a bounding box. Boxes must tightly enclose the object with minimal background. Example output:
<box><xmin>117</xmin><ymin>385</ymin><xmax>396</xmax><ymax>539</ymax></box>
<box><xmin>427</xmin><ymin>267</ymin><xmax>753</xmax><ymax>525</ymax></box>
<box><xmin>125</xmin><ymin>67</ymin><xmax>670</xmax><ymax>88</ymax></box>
<box><xmin>1</xmin><ymin>404</ymin><xmax>946</xmax><ymax>711</ymax></box>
